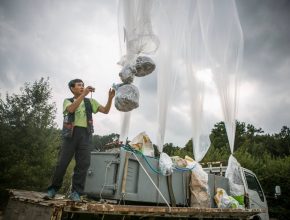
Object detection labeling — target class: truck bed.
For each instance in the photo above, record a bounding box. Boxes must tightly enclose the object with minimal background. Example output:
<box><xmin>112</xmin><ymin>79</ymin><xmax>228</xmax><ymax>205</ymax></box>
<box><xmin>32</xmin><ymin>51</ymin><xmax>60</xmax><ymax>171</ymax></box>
<box><xmin>4</xmin><ymin>189</ymin><xmax>265</xmax><ymax>220</ymax></box>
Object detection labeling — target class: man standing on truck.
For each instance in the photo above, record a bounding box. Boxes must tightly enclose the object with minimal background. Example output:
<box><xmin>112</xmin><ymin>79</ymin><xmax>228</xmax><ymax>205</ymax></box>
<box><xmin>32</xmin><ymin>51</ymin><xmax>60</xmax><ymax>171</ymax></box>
<box><xmin>45</xmin><ymin>79</ymin><xmax>115</xmax><ymax>201</ymax></box>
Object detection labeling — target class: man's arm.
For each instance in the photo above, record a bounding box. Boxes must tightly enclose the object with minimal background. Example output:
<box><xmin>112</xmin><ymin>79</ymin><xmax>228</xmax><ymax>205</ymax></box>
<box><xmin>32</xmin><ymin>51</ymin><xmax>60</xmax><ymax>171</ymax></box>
<box><xmin>66</xmin><ymin>86</ymin><xmax>94</xmax><ymax>113</ymax></box>
<box><xmin>98</xmin><ymin>88</ymin><xmax>115</xmax><ymax>114</ymax></box>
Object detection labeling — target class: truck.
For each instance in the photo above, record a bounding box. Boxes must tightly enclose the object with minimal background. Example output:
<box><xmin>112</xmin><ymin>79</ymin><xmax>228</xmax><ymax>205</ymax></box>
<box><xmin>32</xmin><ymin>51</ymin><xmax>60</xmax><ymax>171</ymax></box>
<box><xmin>203</xmin><ymin>163</ymin><xmax>270</xmax><ymax>220</ymax></box>
<box><xmin>3</xmin><ymin>146</ymin><xmax>271</xmax><ymax>220</ymax></box>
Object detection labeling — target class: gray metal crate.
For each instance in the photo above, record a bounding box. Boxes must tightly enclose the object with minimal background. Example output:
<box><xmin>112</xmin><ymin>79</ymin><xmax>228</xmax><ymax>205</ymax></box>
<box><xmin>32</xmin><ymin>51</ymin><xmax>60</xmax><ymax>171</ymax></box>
<box><xmin>84</xmin><ymin>149</ymin><xmax>190</xmax><ymax>206</ymax></box>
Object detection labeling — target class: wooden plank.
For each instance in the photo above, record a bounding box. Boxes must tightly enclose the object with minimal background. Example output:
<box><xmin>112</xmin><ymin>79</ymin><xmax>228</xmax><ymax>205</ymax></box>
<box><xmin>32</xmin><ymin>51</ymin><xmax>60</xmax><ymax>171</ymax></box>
<box><xmin>64</xmin><ymin>203</ymin><xmax>264</xmax><ymax>218</ymax></box>
<box><xmin>7</xmin><ymin>189</ymin><xmax>266</xmax><ymax>219</ymax></box>
<box><xmin>4</xmin><ymin>200</ymin><xmax>58</xmax><ymax>220</ymax></box>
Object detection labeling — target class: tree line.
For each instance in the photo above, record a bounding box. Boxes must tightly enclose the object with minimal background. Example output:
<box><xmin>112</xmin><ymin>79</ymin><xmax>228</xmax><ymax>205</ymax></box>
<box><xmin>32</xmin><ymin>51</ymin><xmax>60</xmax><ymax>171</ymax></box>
<box><xmin>0</xmin><ymin>78</ymin><xmax>289</xmax><ymax>219</ymax></box>
<box><xmin>163</xmin><ymin>122</ymin><xmax>290</xmax><ymax>219</ymax></box>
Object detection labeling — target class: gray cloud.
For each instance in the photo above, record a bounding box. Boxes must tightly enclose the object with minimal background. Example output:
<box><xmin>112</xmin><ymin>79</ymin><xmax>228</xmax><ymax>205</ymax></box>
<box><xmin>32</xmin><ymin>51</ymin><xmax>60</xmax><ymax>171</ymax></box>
<box><xmin>234</xmin><ymin>0</ymin><xmax>290</xmax><ymax>133</ymax></box>
<box><xmin>237</xmin><ymin>0</ymin><xmax>290</xmax><ymax>81</ymax></box>
<box><xmin>0</xmin><ymin>0</ymin><xmax>289</xmax><ymax>147</ymax></box>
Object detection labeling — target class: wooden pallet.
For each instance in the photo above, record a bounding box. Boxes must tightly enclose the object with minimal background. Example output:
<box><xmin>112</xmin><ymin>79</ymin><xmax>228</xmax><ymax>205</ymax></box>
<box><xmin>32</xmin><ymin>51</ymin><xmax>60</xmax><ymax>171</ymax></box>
<box><xmin>4</xmin><ymin>189</ymin><xmax>265</xmax><ymax>219</ymax></box>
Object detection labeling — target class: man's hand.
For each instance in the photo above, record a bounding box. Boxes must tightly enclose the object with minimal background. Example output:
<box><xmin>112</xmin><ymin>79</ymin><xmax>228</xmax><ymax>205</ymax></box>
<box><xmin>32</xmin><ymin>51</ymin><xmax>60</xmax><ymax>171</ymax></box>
<box><xmin>98</xmin><ymin>88</ymin><xmax>115</xmax><ymax>114</ymax></box>
<box><xmin>108</xmin><ymin>88</ymin><xmax>115</xmax><ymax>100</ymax></box>
<box><xmin>83</xmin><ymin>86</ymin><xmax>95</xmax><ymax>96</ymax></box>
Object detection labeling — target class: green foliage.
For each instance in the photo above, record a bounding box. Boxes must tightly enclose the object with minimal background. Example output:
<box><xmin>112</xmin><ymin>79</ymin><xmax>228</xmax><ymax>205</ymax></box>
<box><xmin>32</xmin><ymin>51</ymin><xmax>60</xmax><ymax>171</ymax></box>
<box><xmin>197</xmin><ymin>121</ymin><xmax>290</xmax><ymax>218</ymax></box>
<box><xmin>202</xmin><ymin>145</ymin><xmax>230</xmax><ymax>163</ymax></box>
<box><xmin>92</xmin><ymin>133</ymin><xmax>120</xmax><ymax>151</ymax></box>
<box><xmin>210</xmin><ymin>121</ymin><xmax>230</xmax><ymax>150</ymax></box>
<box><xmin>0</xmin><ymin>78</ymin><xmax>60</xmax><ymax>192</ymax></box>
<box><xmin>234</xmin><ymin>148</ymin><xmax>290</xmax><ymax>219</ymax></box>
<box><xmin>162</xmin><ymin>142</ymin><xmax>193</xmax><ymax>158</ymax></box>
<box><xmin>164</xmin><ymin>120</ymin><xmax>290</xmax><ymax>218</ymax></box>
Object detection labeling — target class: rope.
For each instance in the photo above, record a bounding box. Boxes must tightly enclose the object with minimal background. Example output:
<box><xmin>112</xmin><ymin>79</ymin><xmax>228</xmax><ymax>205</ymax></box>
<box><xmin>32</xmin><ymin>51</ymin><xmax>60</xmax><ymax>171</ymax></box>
<box><xmin>121</xmin><ymin>145</ymin><xmax>162</xmax><ymax>174</ymax></box>
<box><xmin>131</xmin><ymin>151</ymin><xmax>172</xmax><ymax>211</ymax></box>
<box><xmin>99</xmin><ymin>161</ymin><xmax>113</xmax><ymax>201</ymax></box>
<box><xmin>121</xmin><ymin>144</ymin><xmax>196</xmax><ymax>174</ymax></box>
<box><xmin>175</xmin><ymin>165</ymin><xmax>196</xmax><ymax>171</ymax></box>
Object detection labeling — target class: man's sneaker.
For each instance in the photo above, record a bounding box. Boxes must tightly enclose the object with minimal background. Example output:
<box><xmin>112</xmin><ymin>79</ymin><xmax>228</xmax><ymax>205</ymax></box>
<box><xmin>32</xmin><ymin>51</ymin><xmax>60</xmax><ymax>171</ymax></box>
<box><xmin>68</xmin><ymin>191</ymin><xmax>81</xmax><ymax>202</ymax></box>
<box><xmin>44</xmin><ymin>188</ymin><xmax>56</xmax><ymax>200</ymax></box>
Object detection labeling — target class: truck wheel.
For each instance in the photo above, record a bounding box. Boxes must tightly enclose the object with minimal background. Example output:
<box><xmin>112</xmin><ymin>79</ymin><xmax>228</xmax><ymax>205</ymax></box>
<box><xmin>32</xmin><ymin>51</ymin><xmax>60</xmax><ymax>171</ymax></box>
<box><xmin>252</xmin><ymin>215</ymin><xmax>261</xmax><ymax>220</ymax></box>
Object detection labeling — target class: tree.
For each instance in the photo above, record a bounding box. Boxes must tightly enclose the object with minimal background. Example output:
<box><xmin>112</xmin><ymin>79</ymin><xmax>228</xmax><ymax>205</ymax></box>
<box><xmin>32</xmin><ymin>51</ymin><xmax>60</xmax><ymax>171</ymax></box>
<box><xmin>92</xmin><ymin>133</ymin><xmax>120</xmax><ymax>151</ymax></box>
<box><xmin>273</xmin><ymin>126</ymin><xmax>290</xmax><ymax>157</ymax></box>
<box><xmin>210</xmin><ymin>121</ymin><xmax>229</xmax><ymax>150</ymax></box>
<box><xmin>163</xmin><ymin>143</ymin><xmax>178</xmax><ymax>156</ymax></box>
<box><xmin>186</xmin><ymin>121</ymin><xmax>290</xmax><ymax>218</ymax></box>
<box><xmin>0</xmin><ymin>78</ymin><xmax>60</xmax><ymax>191</ymax></box>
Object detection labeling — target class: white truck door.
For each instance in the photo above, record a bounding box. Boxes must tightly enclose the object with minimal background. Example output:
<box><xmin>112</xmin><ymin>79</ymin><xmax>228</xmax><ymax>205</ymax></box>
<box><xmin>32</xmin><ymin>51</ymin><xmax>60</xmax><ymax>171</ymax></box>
<box><xmin>244</xmin><ymin>170</ymin><xmax>269</xmax><ymax>220</ymax></box>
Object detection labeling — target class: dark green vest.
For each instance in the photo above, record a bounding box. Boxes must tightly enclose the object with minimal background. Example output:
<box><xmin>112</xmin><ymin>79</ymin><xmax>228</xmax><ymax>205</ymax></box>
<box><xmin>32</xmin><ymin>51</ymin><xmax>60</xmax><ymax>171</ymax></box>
<box><xmin>62</xmin><ymin>98</ymin><xmax>93</xmax><ymax>138</ymax></box>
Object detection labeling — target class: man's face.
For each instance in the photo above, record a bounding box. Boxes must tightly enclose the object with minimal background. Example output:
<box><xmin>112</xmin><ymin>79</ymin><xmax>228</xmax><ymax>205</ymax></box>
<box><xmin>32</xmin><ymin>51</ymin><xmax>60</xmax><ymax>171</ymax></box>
<box><xmin>71</xmin><ymin>82</ymin><xmax>84</xmax><ymax>95</ymax></box>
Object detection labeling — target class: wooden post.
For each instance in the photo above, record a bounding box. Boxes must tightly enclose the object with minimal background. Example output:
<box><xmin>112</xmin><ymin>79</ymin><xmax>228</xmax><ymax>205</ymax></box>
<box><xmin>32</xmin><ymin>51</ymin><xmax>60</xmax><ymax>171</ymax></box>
<box><xmin>121</xmin><ymin>152</ymin><xmax>130</xmax><ymax>194</ymax></box>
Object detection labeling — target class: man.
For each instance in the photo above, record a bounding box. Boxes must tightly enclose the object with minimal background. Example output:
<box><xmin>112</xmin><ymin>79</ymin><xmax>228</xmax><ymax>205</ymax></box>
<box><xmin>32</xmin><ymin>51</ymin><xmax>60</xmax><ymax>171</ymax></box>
<box><xmin>46</xmin><ymin>79</ymin><xmax>115</xmax><ymax>201</ymax></box>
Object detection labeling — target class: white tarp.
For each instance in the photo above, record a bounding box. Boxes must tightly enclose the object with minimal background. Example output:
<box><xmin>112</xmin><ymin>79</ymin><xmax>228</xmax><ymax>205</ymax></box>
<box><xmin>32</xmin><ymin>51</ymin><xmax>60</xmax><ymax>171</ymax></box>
<box><xmin>117</xmin><ymin>0</ymin><xmax>243</xmax><ymax>159</ymax></box>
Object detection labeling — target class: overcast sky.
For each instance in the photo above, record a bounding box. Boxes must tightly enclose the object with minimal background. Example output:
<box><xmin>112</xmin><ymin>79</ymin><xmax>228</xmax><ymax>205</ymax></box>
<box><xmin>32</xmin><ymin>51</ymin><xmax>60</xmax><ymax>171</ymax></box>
<box><xmin>0</xmin><ymin>0</ymin><xmax>289</xmax><ymax>147</ymax></box>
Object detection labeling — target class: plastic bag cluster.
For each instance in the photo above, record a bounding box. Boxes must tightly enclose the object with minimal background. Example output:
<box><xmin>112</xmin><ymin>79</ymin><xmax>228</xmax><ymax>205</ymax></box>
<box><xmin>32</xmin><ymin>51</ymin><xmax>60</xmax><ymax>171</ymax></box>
<box><xmin>115</xmin><ymin>56</ymin><xmax>156</xmax><ymax>112</ymax></box>
<box><xmin>115</xmin><ymin>0</ymin><xmax>157</xmax><ymax>113</ymax></box>
<box><xmin>214</xmin><ymin>188</ymin><xmax>242</xmax><ymax>208</ymax></box>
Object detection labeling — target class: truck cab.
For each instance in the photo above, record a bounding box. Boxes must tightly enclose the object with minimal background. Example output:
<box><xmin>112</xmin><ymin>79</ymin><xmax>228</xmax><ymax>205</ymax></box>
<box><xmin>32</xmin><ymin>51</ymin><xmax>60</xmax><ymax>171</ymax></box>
<box><xmin>241</xmin><ymin>168</ymin><xmax>269</xmax><ymax>220</ymax></box>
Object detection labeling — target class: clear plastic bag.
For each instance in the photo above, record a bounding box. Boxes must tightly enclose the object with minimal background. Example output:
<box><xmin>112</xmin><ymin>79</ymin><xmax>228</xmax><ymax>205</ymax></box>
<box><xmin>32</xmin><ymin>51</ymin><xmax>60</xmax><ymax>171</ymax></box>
<box><xmin>225</xmin><ymin>155</ymin><xmax>245</xmax><ymax>206</ymax></box>
<box><xmin>130</xmin><ymin>132</ymin><xmax>155</xmax><ymax>157</ymax></box>
<box><xmin>115</xmin><ymin>84</ymin><xmax>139</xmax><ymax>112</ymax></box>
<box><xmin>214</xmin><ymin>188</ymin><xmax>241</xmax><ymax>208</ymax></box>
<box><xmin>190</xmin><ymin>162</ymin><xmax>210</xmax><ymax>208</ymax></box>
<box><xmin>119</xmin><ymin>64</ymin><xmax>136</xmax><ymax>84</ymax></box>
<box><xmin>171</xmin><ymin>156</ymin><xmax>188</xmax><ymax>168</ymax></box>
<box><xmin>135</xmin><ymin>56</ymin><xmax>156</xmax><ymax>77</ymax></box>
<box><xmin>159</xmin><ymin>152</ymin><xmax>173</xmax><ymax>176</ymax></box>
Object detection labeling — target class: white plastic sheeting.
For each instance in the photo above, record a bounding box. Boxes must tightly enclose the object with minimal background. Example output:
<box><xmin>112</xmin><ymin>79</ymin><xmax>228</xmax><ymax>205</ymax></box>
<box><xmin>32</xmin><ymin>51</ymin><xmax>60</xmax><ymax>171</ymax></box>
<box><xmin>153</xmin><ymin>0</ymin><xmax>183</xmax><ymax>152</ymax></box>
<box><xmin>198</xmin><ymin>0</ymin><xmax>244</xmax><ymax>153</ymax></box>
<box><xmin>118</xmin><ymin>0</ymin><xmax>159</xmax><ymax>66</ymax></box>
<box><xmin>183</xmin><ymin>0</ymin><xmax>211</xmax><ymax>162</ymax></box>
<box><xmin>153</xmin><ymin>0</ymin><xmax>243</xmax><ymax>158</ymax></box>
<box><xmin>225</xmin><ymin>155</ymin><xmax>245</xmax><ymax>198</ymax></box>
<box><xmin>120</xmin><ymin>112</ymin><xmax>131</xmax><ymax>143</ymax></box>
<box><xmin>117</xmin><ymin>0</ymin><xmax>243</xmax><ymax>158</ymax></box>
